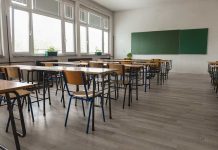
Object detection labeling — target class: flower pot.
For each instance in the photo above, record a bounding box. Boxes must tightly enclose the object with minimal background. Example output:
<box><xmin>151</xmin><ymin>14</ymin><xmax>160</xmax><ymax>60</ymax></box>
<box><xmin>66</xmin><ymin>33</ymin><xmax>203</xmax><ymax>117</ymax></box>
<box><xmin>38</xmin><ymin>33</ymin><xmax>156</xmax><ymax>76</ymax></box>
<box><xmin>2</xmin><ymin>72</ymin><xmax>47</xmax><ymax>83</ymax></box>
<box><xmin>95</xmin><ymin>52</ymin><xmax>102</xmax><ymax>56</ymax></box>
<box><xmin>45</xmin><ymin>51</ymin><xmax>58</xmax><ymax>57</ymax></box>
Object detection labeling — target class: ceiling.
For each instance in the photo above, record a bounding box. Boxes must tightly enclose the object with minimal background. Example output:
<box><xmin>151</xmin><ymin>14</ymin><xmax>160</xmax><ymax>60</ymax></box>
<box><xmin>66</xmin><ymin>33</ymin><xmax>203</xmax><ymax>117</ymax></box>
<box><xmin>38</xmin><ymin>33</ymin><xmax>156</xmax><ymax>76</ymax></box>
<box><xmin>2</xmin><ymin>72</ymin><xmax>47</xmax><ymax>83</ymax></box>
<box><xmin>91</xmin><ymin>0</ymin><xmax>202</xmax><ymax>12</ymax></box>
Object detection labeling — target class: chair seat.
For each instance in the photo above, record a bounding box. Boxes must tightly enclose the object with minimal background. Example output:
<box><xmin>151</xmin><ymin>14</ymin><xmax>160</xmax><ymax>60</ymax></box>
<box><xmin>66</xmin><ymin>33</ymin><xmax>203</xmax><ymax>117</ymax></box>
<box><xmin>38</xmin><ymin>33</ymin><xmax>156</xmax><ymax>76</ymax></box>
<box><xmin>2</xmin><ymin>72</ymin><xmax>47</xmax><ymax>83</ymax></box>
<box><xmin>0</xmin><ymin>89</ymin><xmax>31</xmax><ymax>99</ymax></box>
<box><xmin>72</xmin><ymin>91</ymin><xmax>102</xmax><ymax>98</ymax></box>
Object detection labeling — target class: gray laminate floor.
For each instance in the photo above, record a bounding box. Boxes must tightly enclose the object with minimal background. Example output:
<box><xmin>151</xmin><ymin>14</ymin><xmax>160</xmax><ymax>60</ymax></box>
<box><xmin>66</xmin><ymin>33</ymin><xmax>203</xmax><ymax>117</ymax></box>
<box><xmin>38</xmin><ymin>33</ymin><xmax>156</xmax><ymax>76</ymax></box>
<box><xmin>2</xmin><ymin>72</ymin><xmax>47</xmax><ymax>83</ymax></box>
<box><xmin>1</xmin><ymin>73</ymin><xmax>218</xmax><ymax>150</ymax></box>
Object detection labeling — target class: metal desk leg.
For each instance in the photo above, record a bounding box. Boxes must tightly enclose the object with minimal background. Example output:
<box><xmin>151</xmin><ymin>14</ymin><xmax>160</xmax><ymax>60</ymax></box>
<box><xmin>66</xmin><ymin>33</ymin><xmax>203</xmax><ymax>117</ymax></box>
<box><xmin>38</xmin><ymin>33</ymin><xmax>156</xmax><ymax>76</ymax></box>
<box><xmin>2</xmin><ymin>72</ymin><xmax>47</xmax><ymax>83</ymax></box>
<box><xmin>15</xmin><ymin>92</ymin><xmax>26</xmax><ymax>137</ymax></box>
<box><xmin>92</xmin><ymin>75</ymin><xmax>96</xmax><ymax>131</ymax></box>
<box><xmin>108</xmin><ymin>73</ymin><xmax>112</xmax><ymax>119</ymax></box>
<box><xmin>5</xmin><ymin>93</ymin><xmax>21</xmax><ymax>150</ymax></box>
<box><xmin>60</xmin><ymin>72</ymin><xmax>65</xmax><ymax>108</ymax></box>
<box><xmin>43</xmin><ymin>71</ymin><xmax>46</xmax><ymax>116</ymax></box>
<box><xmin>128</xmin><ymin>69</ymin><xmax>132</xmax><ymax>107</ymax></box>
<box><xmin>136</xmin><ymin>70</ymin><xmax>138</xmax><ymax>100</ymax></box>
<box><xmin>144</xmin><ymin>66</ymin><xmax>147</xmax><ymax>92</ymax></box>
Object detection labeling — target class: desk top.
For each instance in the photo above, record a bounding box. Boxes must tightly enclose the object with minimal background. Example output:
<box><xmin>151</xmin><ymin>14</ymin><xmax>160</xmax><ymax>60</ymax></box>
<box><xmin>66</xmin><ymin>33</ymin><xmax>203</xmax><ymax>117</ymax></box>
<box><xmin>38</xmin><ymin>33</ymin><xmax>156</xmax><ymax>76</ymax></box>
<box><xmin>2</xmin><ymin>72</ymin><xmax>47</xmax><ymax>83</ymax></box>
<box><xmin>208</xmin><ymin>61</ymin><xmax>218</xmax><ymax>65</ymax></box>
<box><xmin>133</xmin><ymin>62</ymin><xmax>158</xmax><ymax>66</ymax></box>
<box><xmin>42</xmin><ymin>61</ymin><xmax>88</xmax><ymax>66</ymax></box>
<box><xmin>42</xmin><ymin>61</ymin><xmax>120</xmax><ymax>67</ymax></box>
<box><xmin>0</xmin><ymin>80</ymin><xmax>33</xmax><ymax>94</ymax></box>
<box><xmin>124</xmin><ymin>64</ymin><xmax>144</xmax><ymax>68</ymax></box>
<box><xmin>0</xmin><ymin>65</ymin><xmax>116</xmax><ymax>75</ymax></box>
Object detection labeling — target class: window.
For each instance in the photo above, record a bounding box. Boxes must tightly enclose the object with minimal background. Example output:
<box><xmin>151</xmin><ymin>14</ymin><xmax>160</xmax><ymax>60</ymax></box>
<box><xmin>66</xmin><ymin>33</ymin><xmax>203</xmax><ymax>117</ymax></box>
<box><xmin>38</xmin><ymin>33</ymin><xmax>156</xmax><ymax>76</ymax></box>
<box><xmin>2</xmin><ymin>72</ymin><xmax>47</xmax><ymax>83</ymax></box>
<box><xmin>104</xmin><ymin>31</ymin><xmax>108</xmax><ymax>54</ymax></box>
<box><xmin>10</xmin><ymin>0</ymin><xmax>75</xmax><ymax>55</ymax></box>
<box><xmin>103</xmin><ymin>18</ymin><xmax>109</xmax><ymax>30</ymax></box>
<box><xmin>88</xmin><ymin>27</ymin><xmax>102</xmax><ymax>53</ymax></box>
<box><xmin>80</xmin><ymin>26</ymin><xmax>87</xmax><ymax>53</ymax></box>
<box><xmin>9</xmin><ymin>1</ymin><xmax>110</xmax><ymax>56</ymax></box>
<box><xmin>33</xmin><ymin>13</ymin><xmax>62</xmax><ymax>54</ymax></box>
<box><xmin>79</xmin><ymin>8</ymin><xmax>110</xmax><ymax>54</ymax></box>
<box><xmin>33</xmin><ymin>0</ymin><xmax>60</xmax><ymax>16</ymax></box>
<box><xmin>89</xmin><ymin>13</ymin><xmax>101</xmax><ymax>28</ymax></box>
<box><xmin>65</xmin><ymin>22</ymin><xmax>74</xmax><ymax>53</ymax></box>
<box><xmin>64</xmin><ymin>3</ymin><xmax>73</xmax><ymax>20</ymax></box>
<box><xmin>80</xmin><ymin>9</ymin><xmax>88</xmax><ymax>24</ymax></box>
<box><xmin>13</xmin><ymin>9</ymin><xmax>29</xmax><ymax>53</ymax></box>
<box><xmin>0</xmin><ymin>0</ymin><xmax>2</xmax><ymax>55</ymax></box>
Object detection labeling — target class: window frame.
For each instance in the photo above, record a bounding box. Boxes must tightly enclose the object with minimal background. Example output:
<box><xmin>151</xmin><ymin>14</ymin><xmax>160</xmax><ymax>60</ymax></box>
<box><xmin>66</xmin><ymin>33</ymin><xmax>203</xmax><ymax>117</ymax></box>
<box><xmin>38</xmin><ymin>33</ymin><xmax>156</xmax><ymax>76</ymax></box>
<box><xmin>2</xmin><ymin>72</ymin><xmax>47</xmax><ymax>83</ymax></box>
<box><xmin>0</xmin><ymin>0</ymin><xmax>3</xmax><ymax>56</ymax></box>
<box><xmin>10</xmin><ymin>0</ymin><xmax>76</xmax><ymax>56</ymax></box>
<box><xmin>79</xmin><ymin>6</ymin><xmax>110</xmax><ymax>55</ymax></box>
<box><xmin>10</xmin><ymin>2</ymin><xmax>31</xmax><ymax>56</ymax></box>
<box><xmin>63</xmin><ymin>1</ymin><xmax>75</xmax><ymax>54</ymax></box>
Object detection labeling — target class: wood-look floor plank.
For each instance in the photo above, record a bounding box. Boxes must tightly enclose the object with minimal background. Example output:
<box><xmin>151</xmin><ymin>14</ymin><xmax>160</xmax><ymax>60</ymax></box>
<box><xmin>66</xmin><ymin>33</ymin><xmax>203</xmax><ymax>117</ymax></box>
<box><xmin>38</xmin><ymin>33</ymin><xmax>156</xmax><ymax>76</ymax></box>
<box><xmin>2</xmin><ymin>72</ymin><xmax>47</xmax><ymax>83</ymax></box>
<box><xmin>1</xmin><ymin>73</ymin><xmax>218</xmax><ymax>150</ymax></box>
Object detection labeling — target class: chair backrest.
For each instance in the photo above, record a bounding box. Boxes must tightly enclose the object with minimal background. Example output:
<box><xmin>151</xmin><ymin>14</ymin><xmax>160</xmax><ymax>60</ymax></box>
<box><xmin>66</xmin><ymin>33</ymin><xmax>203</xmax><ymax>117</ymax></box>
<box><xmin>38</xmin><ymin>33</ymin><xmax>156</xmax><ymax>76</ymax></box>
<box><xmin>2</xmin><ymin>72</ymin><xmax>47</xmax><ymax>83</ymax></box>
<box><xmin>108</xmin><ymin>64</ymin><xmax>124</xmax><ymax>76</ymax></box>
<box><xmin>63</xmin><ymin>71</ymin><xmax>86</xmax><ymax>85</ymax></box>
<box><xmin>120</xmin><ymin>61</ymin><xmax>132</xmax><ymax>65</ymax></box>
<box><xmin>89</xmin><ymin>62</ymin><xmax>104</xmax><ymax>68</ymax></box>
<box><xmin>151</xmin><ymin>59</ymin><xmax>161</xmax><ymax>68</ymax></box>
<box><xmin>44</xmin><ymin>63</ymin><xmax>54</xmax><ymax>67</ymax></box>
<box><xmin>0</xmin><ymin>72</ymin><xmax>6</xmax><ymax>80</ymax></box>
<box><xmin>0</xmin><ymin>67</ymin><xmax>6</xmax><ymax>74</ymax></box>
<box><xmin>5</xmin><ymin>67</ymin><xmax>22</xmax><ymax>81</ymax></box>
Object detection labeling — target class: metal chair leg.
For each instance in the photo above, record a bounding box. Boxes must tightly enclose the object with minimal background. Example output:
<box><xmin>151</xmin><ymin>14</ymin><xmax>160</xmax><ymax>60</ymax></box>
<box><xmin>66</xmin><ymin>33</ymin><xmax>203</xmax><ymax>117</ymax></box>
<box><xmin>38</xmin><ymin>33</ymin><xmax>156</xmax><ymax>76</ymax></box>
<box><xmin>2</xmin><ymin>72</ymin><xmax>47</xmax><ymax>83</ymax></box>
<box><xmin>6</xmin><ymin>99</ymin><xmax>16</xmax><ymax>133</ymax></box>
<box><xmin>28</xmin><ymin>96</ymin><xmax>34</xmax><ymax>122</ymax></box>
<box><xmin>86</xmin><ymin>101</ymin><xmax>93</xmax><ymax>134</ymax></box>
<box><xmin>81</xmin><ymin>100</ymin><xmax>86</xmax><ymax>117</ymax></box>
<box><xmin>123</xmin><ymin>85</ymin><xmax>127</xmax><ymax>109</ymax></box>
<box><xmin>65</xmin><ymin>96</ymin><xmax>73</xmax><ymax>127</ymax></box>
<box><xmin>101</xmin><ymin>96</ymin><xmax>105</xmax><ymax>122</ymax></box>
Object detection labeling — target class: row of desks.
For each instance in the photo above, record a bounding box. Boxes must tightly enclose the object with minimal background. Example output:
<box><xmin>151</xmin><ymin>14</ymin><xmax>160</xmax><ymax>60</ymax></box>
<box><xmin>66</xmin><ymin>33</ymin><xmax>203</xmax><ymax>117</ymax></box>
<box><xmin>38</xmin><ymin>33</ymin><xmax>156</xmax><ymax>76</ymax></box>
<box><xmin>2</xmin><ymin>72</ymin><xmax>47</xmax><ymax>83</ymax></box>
<box><xmin>0</xmin><ymin>65</ymin><xmax>117</xmax><ymax>150</ymax></box>
<box><xmin>0</xmin><ymin>60</ymin><xmax>169</xmax><ymax>149</ymax></box>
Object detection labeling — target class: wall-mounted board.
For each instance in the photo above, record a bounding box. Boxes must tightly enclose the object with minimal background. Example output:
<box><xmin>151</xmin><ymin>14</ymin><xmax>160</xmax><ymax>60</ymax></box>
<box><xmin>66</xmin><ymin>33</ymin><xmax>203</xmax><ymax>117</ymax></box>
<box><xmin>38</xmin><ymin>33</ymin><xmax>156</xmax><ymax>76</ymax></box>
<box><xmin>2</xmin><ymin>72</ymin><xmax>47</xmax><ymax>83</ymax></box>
<box><xmin>179</xmin><ymin>28</ymin><xmax>208</xmax><ymax>54</ymax></box>
<box><xmin>131</xmin><ymin>28</ymin><xmax>208</xmax><ymax>55</ymax></box>
<box><xmin>131</xmin><ymin>30</ymin><xmax>179</xmax><ymax>54</ymax></box>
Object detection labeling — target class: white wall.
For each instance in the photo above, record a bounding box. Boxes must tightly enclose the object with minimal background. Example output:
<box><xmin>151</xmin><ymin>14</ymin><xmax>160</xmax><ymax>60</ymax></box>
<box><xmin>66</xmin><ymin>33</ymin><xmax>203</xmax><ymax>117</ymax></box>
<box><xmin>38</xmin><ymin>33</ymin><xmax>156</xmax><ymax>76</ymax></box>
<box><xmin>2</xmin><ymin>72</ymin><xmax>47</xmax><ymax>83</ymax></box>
<box><xmin>114</xmin><ymin>0</ymin><xmax>218</xmax><ymax>74</ymax></box>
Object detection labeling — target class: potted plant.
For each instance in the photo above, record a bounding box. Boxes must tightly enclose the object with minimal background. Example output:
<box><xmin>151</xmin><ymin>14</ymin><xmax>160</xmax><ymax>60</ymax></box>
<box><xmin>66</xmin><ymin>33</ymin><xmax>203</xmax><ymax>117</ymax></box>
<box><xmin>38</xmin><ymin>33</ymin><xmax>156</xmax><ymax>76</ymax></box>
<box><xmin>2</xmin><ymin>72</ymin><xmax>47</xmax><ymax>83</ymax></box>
<box><xmin>95</xmin><ymin>48</ymin><xmax>102</xmax><ymax>56</ymax></box>
<box><xmin>45</xmin><ymin>46</ymin><xmax>58</xmax><ymax>57</ymax></box>
<box><xmin>127</xmin><ymin>52</ymin><xmax>132</xmax><ymax>60</ymax></box>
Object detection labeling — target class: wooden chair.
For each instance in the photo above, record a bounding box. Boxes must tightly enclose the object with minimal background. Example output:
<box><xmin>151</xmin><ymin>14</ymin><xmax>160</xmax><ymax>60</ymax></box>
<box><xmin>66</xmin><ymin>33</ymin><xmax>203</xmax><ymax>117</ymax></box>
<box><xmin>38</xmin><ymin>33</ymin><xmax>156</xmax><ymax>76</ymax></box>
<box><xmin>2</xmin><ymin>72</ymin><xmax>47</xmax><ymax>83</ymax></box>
<box><xmin>108</xmin><ymin>64</ymin><xmax>131</xmax><ymax>109</ymax></box>
<box><xmin>88</xmin><ymin>62</ymin><xmax>107</xmax><ymax>90</ymax></box>
<box><xmin>63</xmin><ymin>71</ymin><xmax>105</xmax><ymax>133</ymax></box>
<box><xmin>0</xmin><ymin>67</ymin><xmax>35</xmax><ymax>133</ymax></box>
<box><xmin>89</xmin><ymin>62</ymin><xmax>104</xmax><ymax>68</ymax></box>
<box><xmin>0</xmin><ymin>72</ymin><xmax>6</xmax><ymax>106</ymax></box>
<box><xmin>44</xmin><ymin>62</ymin><xmax>62</xmax><ymax>96</ymax></box>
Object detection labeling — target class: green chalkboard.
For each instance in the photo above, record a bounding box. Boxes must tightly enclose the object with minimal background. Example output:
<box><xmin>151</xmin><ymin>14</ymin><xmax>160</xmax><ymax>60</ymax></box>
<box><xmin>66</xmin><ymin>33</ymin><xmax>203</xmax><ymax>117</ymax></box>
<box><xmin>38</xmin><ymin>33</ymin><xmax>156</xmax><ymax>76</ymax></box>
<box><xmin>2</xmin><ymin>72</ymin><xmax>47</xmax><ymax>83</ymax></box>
<box><xmin>131</xmin><ymin>28</ymin><xmax>208</xmax><ymax>55</ymax></box>
<box><xmin>131</xmin><ymin>30</ymin><xmax>179</xmax><ymax>54</ymax></box>
<box><xmin>179</xmin><ymin>28</ymin><xmax>208</xmax><ymax>54</ymax></box>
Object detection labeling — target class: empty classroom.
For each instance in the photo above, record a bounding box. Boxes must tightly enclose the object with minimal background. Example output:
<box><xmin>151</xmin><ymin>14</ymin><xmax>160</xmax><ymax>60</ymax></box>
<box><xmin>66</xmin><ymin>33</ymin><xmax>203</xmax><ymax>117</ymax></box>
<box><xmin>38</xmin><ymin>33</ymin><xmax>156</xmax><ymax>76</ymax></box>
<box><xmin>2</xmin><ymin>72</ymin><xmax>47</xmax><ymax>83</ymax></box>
<box><xmin>0</xmin><ymin>0</ymin><xmax>218</xmax><ymax>150</ymax></box>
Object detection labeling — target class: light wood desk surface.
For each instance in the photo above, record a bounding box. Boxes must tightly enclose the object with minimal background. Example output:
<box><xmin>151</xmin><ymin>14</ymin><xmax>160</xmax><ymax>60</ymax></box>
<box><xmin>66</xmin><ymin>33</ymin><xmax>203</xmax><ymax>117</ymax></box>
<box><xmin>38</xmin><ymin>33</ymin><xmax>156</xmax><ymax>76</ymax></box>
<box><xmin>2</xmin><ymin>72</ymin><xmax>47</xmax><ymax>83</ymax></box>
<box><xmin>0</xmin><ymin>65</ymin><xmax>116</xmax><ymax>75</ymax></box>
<box><xmin>0</xmin><ymin>79</ymin><xmax>33</xmax><ymax>94</ymax></box>
<box><xmin>42</xmin><ymin>61</ymin><xmax>88</xmax><ymax>66</ymax></box>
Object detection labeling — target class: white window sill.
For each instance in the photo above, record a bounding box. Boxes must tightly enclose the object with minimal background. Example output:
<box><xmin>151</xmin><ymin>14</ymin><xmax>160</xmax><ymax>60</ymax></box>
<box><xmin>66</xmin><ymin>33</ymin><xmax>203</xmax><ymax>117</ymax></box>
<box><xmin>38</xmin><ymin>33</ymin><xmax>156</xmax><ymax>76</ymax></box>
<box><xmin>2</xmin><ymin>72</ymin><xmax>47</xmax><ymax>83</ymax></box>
<box><xmin>12</xmin><ymin>53</ymin><xmax>77</xmax><ymax>57</ymax></box>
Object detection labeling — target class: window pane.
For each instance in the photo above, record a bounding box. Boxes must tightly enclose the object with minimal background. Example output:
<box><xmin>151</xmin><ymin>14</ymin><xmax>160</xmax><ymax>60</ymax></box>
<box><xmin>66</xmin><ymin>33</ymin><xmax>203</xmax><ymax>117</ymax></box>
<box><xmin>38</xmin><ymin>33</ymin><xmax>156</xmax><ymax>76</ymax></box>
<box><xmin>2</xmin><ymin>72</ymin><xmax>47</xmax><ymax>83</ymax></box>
<box><xmin>33</xmin><ymin>13</ymin><xmax>62</xmax><ymax>54</ymax></box>
<box><xmin>12</xmin><ymin>0</ymin><xmax>27</xmax><ymax>6</ymax></box>
<box><xmin>89</xmin><ymin>13</ymin><xmax>101</xmax><ymax>28</ymax></box>
<box><xmin>64</xmin><ymin>4</ymin><xmax>73</xmax><ymax>19</ymax></box>
<box><xmin>104</xmin><ymin>31</ymin><xmax>109</xmax><ymax>54</ymax></box>
<box><xmin>103</xmin><ymin>18</ymin><xmax>109</xmax><ymax>29</ymax></box>
<box><xmin>80</xmin><ymin>26</ymin><xmax>87</xmax><ymax>53</ymax></box>
<box><xmin>80</xmin><ymin>9</ymin><xmax>88</xmax><ymax>23</ymax></box>
<box><xmin>65</xmin><ymin>22</ymin><xmax>74</xmax><ymax>52</ymax></box>
<box><xmin>33</xmin><ymin>0</ymin><xmax>60</xmax><ymax>16</ymax></box>
<box><xmin>88</xmin><ymin>27</ymin><xmax>102</xmax><ymax>53</ymax></box>
<box><xmin>14</xmin><ymin>9</ymin><xmax>29</xmax><ymax>53</ymax></box>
